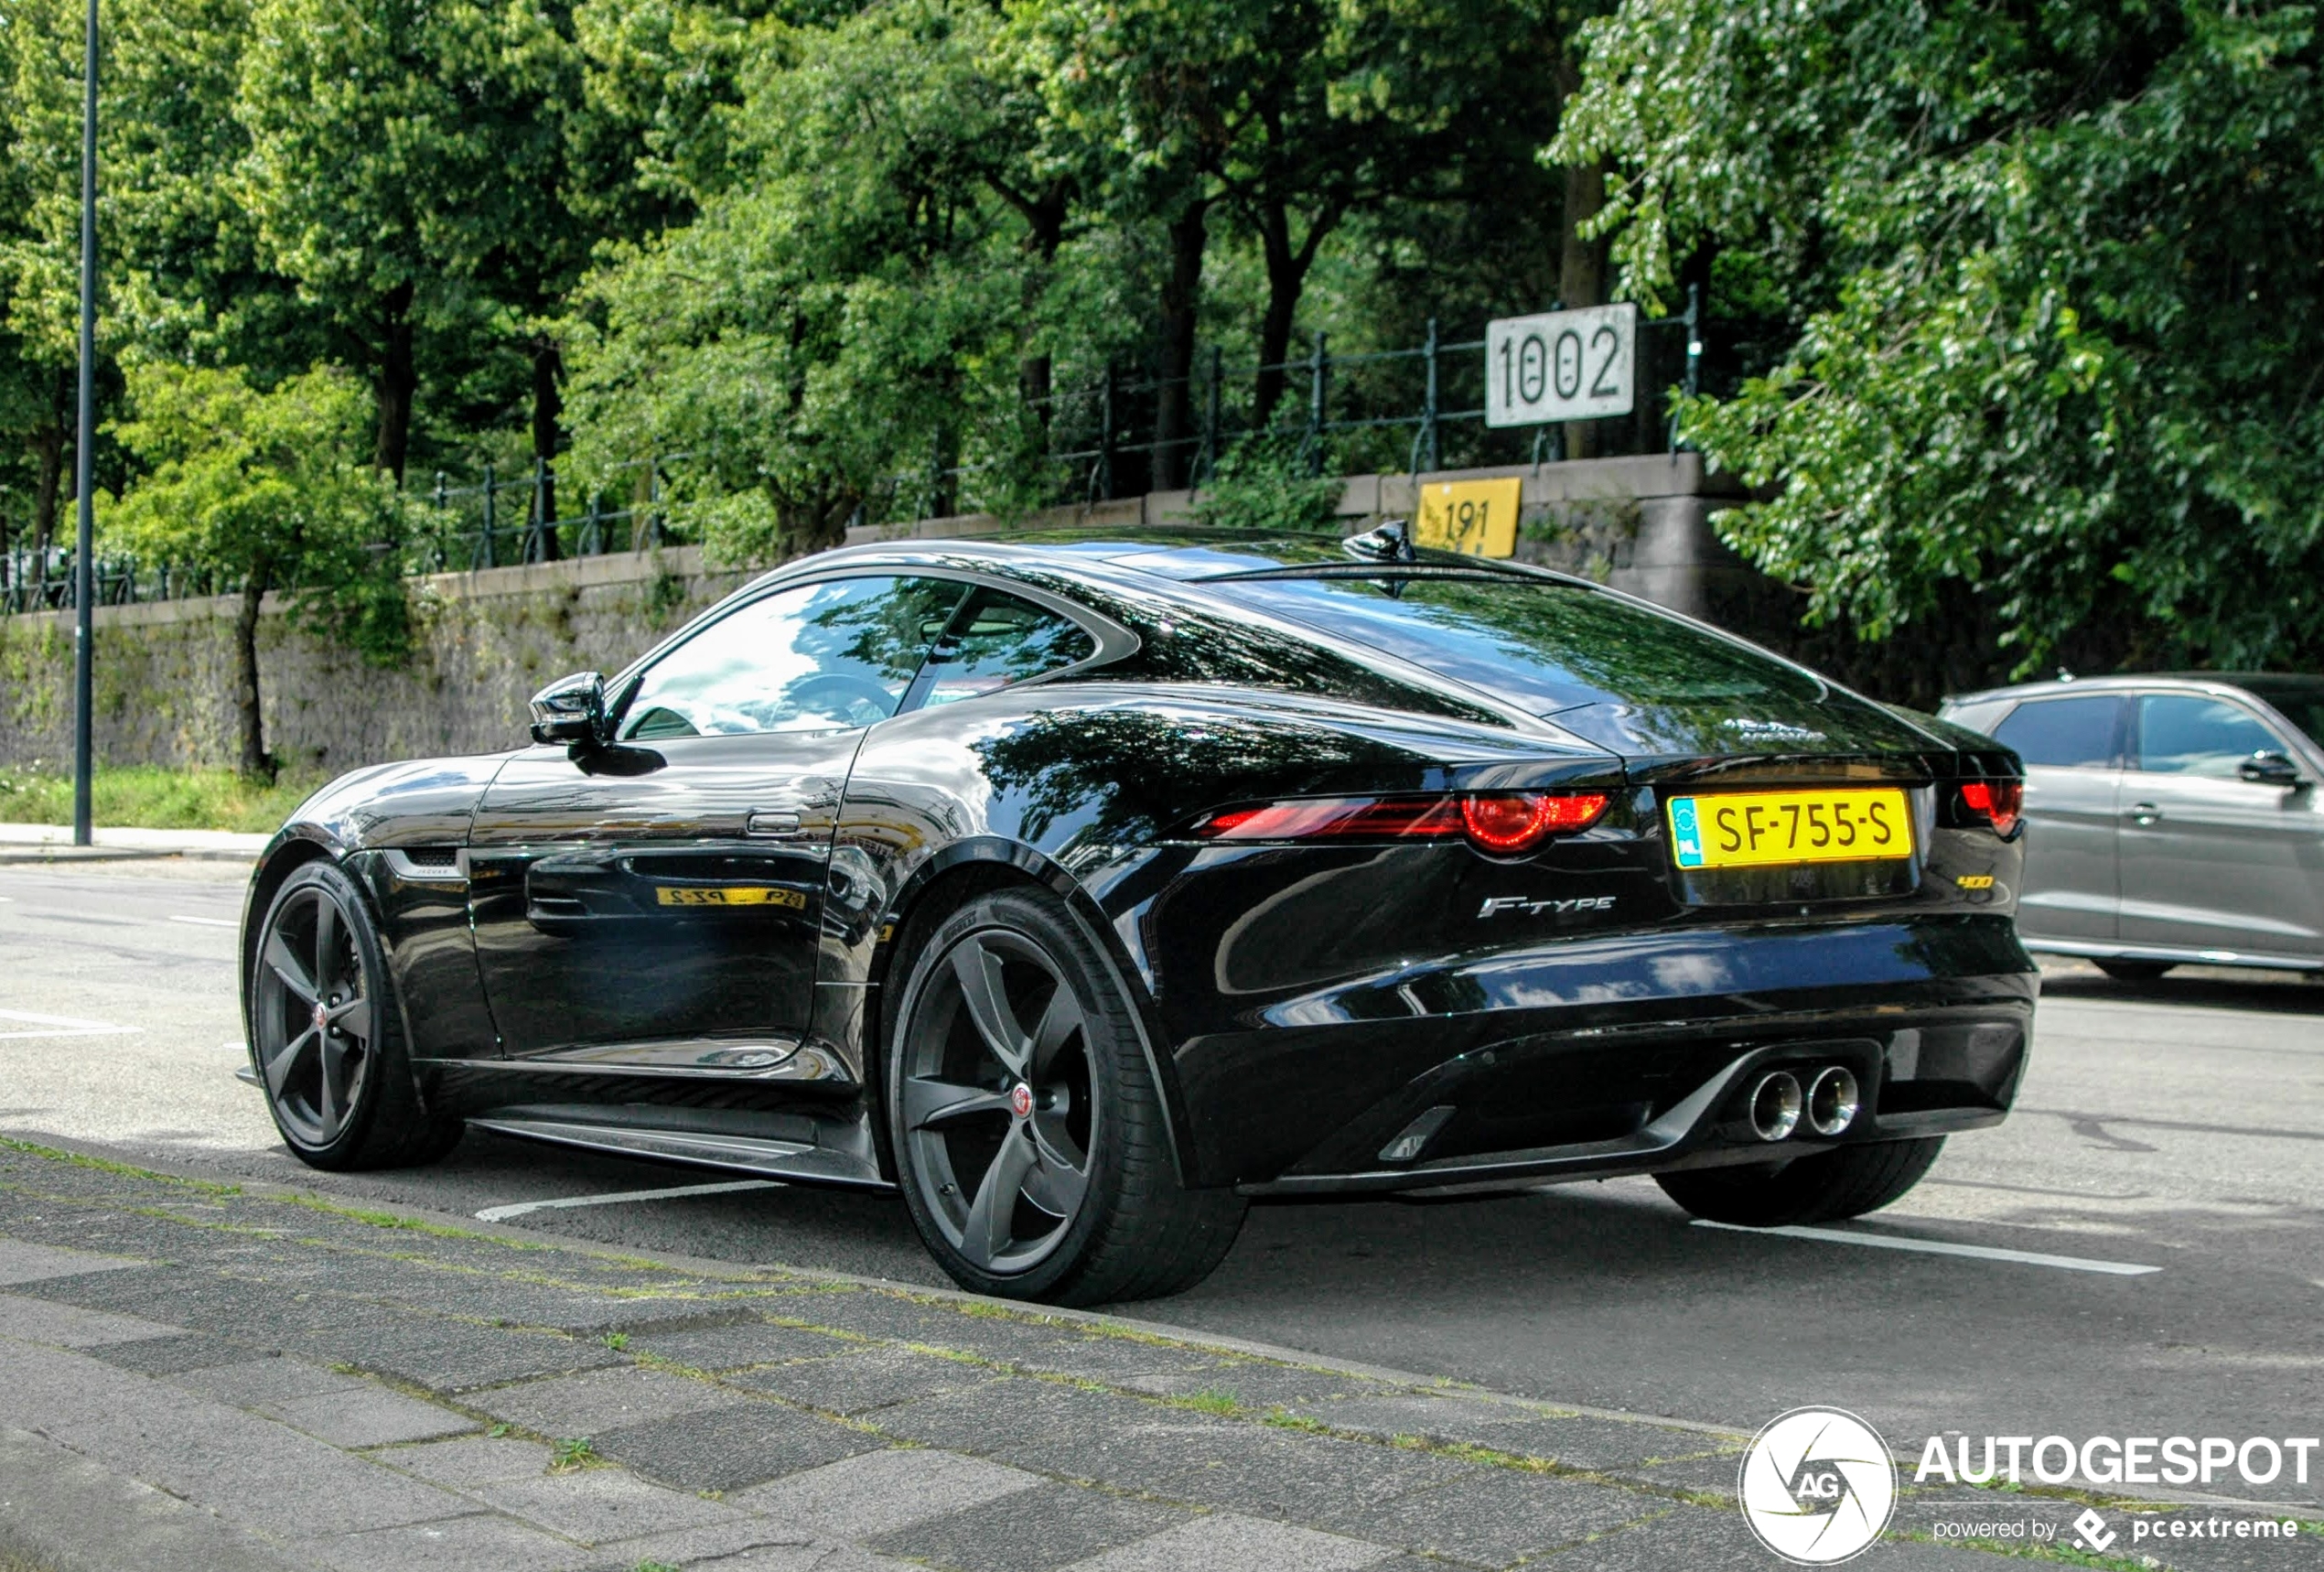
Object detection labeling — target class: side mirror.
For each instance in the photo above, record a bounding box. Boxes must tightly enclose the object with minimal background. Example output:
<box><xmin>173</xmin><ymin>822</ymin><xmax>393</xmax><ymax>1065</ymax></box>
<box><xmin>2238</xmin><ymin>751</ymin><xmax>2302</xmax><ymax>788</ymax></box>
<box><xmin>530</xmin><ymin>671</ymin><xmax>608</xmax><ymax>748</ymax></box>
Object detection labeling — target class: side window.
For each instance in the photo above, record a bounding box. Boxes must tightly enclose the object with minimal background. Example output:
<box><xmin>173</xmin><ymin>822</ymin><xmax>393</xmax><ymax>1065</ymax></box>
<box><xmin>2136</xmin><ymin>694</ymin><xmax>2289</xmax><ymax>779</ymax></box>
<box><xmin>620</xmin><ymin>576</ymin><xmax>964</xmax><ymax>739</ymax></box>
<box><xmin>917</xmin><ymin>587</ymin><xmax>1097</xmax><ymax>708</ymax></box>
<box><xmin>1991</xmin><ymin>695</ymin><xmax>2122</xmax><ymax>769</ymax></box>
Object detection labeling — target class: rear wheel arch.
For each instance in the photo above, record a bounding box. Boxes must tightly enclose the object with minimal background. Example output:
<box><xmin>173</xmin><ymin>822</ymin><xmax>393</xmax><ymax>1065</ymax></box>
<box><xmin>867</xmin><ymin>845</ymin><xmax>1194</xmax><ymax>1190</ymax></box>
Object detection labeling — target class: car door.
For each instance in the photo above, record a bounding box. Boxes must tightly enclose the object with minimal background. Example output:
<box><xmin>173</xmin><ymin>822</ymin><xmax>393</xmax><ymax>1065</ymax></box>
<box><xmin>1988</xmin><ymin>694</ymin><xmax>2128</xmax><ymax>942</ymax></box>
<box><xmin>468</xmin><ymin>573</ymin><xmax>971</xmax><ymax>1063</ymax></box>
<box><xmin>2116</xmin><ymin>692</ymin><xmax>2324</xmax><ymax>959</ymax></box>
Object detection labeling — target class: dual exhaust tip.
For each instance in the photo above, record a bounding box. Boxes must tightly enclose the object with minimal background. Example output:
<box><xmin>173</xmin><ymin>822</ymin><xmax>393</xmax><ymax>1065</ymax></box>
<box><xmin>1747</xmin><ymin>1066</ymin><xmax>1859</xmax><ymax>1142</ymax></box>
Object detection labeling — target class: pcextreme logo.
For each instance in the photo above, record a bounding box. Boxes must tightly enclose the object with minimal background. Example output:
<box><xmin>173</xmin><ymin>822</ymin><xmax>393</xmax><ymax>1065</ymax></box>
<box><xmin>1738</xmin><ymin>1407</ymin><xmax>1899</xmax><ymax>1565</ymax></box>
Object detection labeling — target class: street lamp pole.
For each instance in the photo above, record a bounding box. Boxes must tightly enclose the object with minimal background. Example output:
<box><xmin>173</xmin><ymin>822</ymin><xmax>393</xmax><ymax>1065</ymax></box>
<box><xmin>70</xmin><ymin>0</ymin><xmax>98</xmax><ymax>847</ymax></box>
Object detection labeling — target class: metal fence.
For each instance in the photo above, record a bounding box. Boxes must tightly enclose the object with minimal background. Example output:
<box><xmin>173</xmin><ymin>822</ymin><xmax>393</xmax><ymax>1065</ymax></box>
<box><xmin>0</xmin><ymin>295</ymin><xmax>1703</xmax><ymax>615</ymax></box>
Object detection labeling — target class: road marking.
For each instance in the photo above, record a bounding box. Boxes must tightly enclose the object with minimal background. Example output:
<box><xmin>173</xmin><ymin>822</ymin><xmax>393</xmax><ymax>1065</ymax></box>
<box><xmin>169</xmin><ymin>915</ymin><xmax>237</xmax><ymax>929</ymax></box>
<box><xmin>1691</xmin><ymin>1220</ymin><xmax>2161</xmax><ymax>1276</ymax></box>
<box><xmin>475</xmin><ymin>1179</ymin><xmax>783</xmax><ymax>1223</ymax></box>
<box><xmin>0</xmin><ymin>1008</ymin><xmax>141</xmax><ymax>1041</ymax></box>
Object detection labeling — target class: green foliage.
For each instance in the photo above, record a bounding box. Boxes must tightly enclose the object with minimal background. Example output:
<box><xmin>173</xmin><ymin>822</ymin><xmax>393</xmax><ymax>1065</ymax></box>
<box><xmin>562</xmin><ymin>0</ymin><xmax>1076</xmax><ymax>565</ymax></box>
<box><xmin>549</xmin><ymin>1436</ymin><xmax>602</xmax><ymax>1472</ymax></box>
<box><xmin>101</xmin><ymin>362</ymin><xmax>421</xmax><ymax>668</ymax></box>
<box><xmin>1556</xmin><ymin>0</ymin><xmax>2324</xmax><ymax>674</ymax></box>
<box><xmin>1191</xmin><ymin>424</ymin><xmax>1343</xmax><ymax>534</ymax></box>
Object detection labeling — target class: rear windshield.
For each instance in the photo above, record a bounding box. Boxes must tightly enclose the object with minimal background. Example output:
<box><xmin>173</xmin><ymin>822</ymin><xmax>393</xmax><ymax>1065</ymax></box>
<box><xmin>1211</xmin><ymin>573</ymin><xmax>1822</xmax><ymax>716</ymax></box>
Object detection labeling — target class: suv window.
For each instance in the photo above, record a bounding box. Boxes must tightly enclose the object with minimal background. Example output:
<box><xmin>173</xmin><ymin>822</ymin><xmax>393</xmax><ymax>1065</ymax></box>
<box><xmin>2136</xmin><ymin>694</ymin><xmax>2290</xmax><ymax>778</ymax></box>
<box><xmin>1991</xmin><ymin>695</ymin><xmax>2122</xmax><ymax>768</ymax></box>
<box><xmin>918</xmin><ymin>587</ymin><xmax>1095</xmax><ymax>707</ymax></box>
<box><xmin>620</xmin><ymin>576</ymin><xmax>964</xmax><ymax>739</ymax></box>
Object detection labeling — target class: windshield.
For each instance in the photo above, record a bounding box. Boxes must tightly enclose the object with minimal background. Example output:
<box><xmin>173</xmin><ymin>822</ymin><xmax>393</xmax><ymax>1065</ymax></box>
<box><xmin>1211</xmin><ymin>572</ymin><xmax>1824</xmax><ymax>717</ymax></box>
<box><xmin>2239</xmin><ymin>678</ymin><xmax>2324</xmax><ymax>748</ymax></box>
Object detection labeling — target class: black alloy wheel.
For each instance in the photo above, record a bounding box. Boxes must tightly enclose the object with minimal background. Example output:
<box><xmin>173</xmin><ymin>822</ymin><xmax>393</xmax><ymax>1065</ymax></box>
<box><xmin>248</xmin><ymin>861</ymin><xmax>460</xmax><ymax>1170</ymax></box>
<box><xmin>887</xmin><ymin>888</ymin><xmax>1245</xmax><ymax>1304</ymax></box>
<box><xmin>2093</xmin><ymin>959</ymin><xmax>2174</xmax><ymax>983</ymax></box>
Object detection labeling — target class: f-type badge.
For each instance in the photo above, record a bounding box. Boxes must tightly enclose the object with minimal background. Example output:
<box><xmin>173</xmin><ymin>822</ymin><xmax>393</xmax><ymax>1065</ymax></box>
<box><xmin>1478</xmin><ymin>895</ymin><xmax>1616</xmax><ymax>918</ymax></box>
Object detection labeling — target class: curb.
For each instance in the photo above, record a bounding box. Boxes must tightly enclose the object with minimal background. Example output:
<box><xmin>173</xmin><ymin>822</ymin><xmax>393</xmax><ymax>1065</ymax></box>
<box><xmin>0</xmin><ymin>846</ymin><xmax>256</xmax><ymax>866</ymax></box>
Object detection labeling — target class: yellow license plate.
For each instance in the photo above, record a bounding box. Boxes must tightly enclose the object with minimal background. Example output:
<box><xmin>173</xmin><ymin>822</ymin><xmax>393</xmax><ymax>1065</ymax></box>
<box><xmin>654</xmin><ymin>886</ymin><xmax>806</xmax><ymax>909</ymax></box>
<box><xmin>1666</xmin><ymin>788</ymin><xmax>1913</xmax><ymax>870</ymax></box>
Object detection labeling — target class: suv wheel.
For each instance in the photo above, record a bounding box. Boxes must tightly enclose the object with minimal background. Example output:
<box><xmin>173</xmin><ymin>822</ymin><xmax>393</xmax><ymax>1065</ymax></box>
<box><xmin>886</xmin><ymin>888</ymin><xmax>1244</xmax><ymax>1305</ymax></box>
<box><xmin>1654</xmin><ymin>1137</ymin><xmax>1946</xmax><ymax>1228</ymax></box>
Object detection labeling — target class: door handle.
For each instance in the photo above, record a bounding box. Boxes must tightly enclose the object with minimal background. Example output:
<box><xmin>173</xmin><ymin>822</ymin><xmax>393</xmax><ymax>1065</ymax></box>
<box><xmin>2125</xmin><ymin>802</ymin><xmax>2162</xmax><ymax>825</ymax></box>
<box><xmin>746</xmin><ymin>810</ymin><xmax>802</xmax><ymax>837</ymax></box>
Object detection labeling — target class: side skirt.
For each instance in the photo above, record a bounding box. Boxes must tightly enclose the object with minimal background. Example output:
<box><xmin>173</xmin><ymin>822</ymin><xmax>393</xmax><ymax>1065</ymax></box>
<box><xmin>2023</xmin><ymin>937</ymin><xmax>2323</xmax><ymax>973</ymax></box>
<box><xmin>467</xmin><ymin>1113</ymin><xmax>897</xmax><ymax>1191</ymax></box>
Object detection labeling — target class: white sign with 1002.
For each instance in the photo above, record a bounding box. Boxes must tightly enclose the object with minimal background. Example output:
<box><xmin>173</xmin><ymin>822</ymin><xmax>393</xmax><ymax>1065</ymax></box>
<box><xmin>1486</xmin><ymin>304</ymin><xmax>1637</xmax><ymax>426</ymax></box>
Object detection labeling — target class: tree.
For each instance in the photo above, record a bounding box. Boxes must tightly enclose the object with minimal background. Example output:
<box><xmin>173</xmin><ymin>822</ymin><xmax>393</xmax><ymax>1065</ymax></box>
<box><xmin>1555</xmin><ymin>0</ymin><xmax>2324</xmax><ymax>676</ymax></box>
<box><xmin>233</xmin><ymin>0</ymin><xmax>577</xmax><ymax>481</ymax></box>
<box><xmin>564</xmin><ymin>0</ymin><xmax>1098</xmax><ymax>558</ymax></box>
<box><xmin>101</xmin><ymin>363</ymin><xmax>417</xmax><ymax>776</ymax></box>
<box><xmin>0</xmin><ymin>0</ymin><xmax>92</xmax><ymax>579</ymax></box>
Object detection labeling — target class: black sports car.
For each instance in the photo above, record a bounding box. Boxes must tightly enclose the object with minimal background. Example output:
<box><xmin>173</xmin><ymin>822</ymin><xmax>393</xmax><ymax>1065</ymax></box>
<box><xmin>241</xmin><ymin>526</ymin><xmax>2035</xmax><ymax>1303</ymax></box>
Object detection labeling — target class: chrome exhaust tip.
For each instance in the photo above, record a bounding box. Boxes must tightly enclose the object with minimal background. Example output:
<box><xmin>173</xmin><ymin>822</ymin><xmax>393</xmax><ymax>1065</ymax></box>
<box><xmin>1748</xmin><ymin>1071</ymin><xmax>1803</xmax><ymax>1142</ymax></box>
<box><xmin>1808</xmin><ymin>1066</ymin><xmax>1860</xmax><ymax>1137</ymax></box>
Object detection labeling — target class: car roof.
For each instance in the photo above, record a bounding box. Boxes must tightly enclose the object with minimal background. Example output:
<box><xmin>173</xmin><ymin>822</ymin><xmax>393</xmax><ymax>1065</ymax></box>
<box><xmin>776</xmin><ymin>524</ymin><xmax>1561</xmax><ymax>586</ymax></box>
<box><xmin>1942</xmin><ymin>672</ymin><xmax>2324</xmax><ymax>707</ymax></box>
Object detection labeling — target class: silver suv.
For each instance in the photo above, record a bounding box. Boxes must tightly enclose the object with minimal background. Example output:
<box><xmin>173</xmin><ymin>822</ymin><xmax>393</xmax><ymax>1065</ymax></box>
<box><xmin>1939</xmin><ymin>674</ymin><xmax>2324</xmax><ymax>979</ymax></box>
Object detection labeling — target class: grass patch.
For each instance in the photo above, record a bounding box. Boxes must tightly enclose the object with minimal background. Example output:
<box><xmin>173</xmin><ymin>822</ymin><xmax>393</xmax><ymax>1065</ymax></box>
<box><xmin>0</xmin><ymin>1135</ymin><xmax>240</xmax><ymax>1195</ymax></box>
<box><xmin>549</xmin><ymin>1436</ymin><xmax>602</xmax><ymax>1472</ymax></box>
<box><xmin>0</xmin><ymin>763</ymin><xmax>327</xmax><ymax>834</ymax></box>
<box><xmin>1178</xmin><ymin>1389</ymin><xmax>1240</xmax><ymax>1416</ymax></box>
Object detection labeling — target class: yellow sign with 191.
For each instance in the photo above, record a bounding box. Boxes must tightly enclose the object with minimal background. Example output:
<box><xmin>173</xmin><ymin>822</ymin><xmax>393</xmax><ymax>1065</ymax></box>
<box><xmin>1413</xmin><ymin>479</ymin><xmax>1522</xmax><ymax>557</ymax></box>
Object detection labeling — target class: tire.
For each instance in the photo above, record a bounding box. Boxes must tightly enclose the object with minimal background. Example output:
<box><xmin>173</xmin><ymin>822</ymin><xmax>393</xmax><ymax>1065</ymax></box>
<box><xmin>247</xmin><ymin>860</ymin><xmax>463</xmax><ymax>1170</ymax></box>
<box><xmin>2094</xmin><ymin>958</ymin><xmax>2174</xmax><ymax>982</ymax></box>
<box><xmin>885</xmin><ymin>888</ymin><xmax>1245</xmax><ymax>1305</ymax></box>
<box><xmin>1653</xmin><ymin>1136</ymin><xmax>1946</xmax><ymax>1228</ymax></box>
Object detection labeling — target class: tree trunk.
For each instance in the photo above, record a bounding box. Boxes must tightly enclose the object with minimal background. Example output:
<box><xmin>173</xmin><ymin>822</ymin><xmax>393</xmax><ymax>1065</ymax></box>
<box><xmin>1008</xmin><ymin>184</ymin><xmax>1070</xmax><ymax>435</ymax></box>
<box><xmin>233</xmin><ymin>565</ymin><xmax>273</xmax><ymax>781</ymax></box>
<box><xmin>1252</xmin><ymin>206</ymin><xmax>1298</xmax><ymax>431</ymax></box>
<box><xmin>29</xmin><ymin>367</ymin><xmax>68</xmax><ymax>590</ymax></box>
<box><xmin>374</xmin><ymin>281</ymin><xmax>418</xmax><ymax>481</ymax></box>
<box><xmin>1249</xmin><ymin>198</ymin><xmax>1344</xmax><ymax>431</ymax></box>
<box><xmin>1151</xmin><ymin>200</ymin><xmax>1209</xmax><ymax>491</ymax></box>
<box><xmin>1553</xmin><ymin>49</ymin><xmax>1610</xmax><ymax>461</ymax></box>
<box><xmin>31</xmin><ymin>420</ymin><xmax>64</xmax><ymax>581</ymax></box>
<box><xmin>531</xmin><ymin>338</ymin><xmax>562</xmax><ymax>561</ymax></box>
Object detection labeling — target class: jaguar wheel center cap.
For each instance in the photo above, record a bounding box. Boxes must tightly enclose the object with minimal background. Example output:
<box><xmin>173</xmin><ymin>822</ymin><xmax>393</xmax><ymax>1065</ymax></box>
<box><xmin>1009</xmin><ymin>1082</ymin><xmax>1034</xmax><ymax>1118</ymax></box>
<box><xmin>310</xmin><ymin>1001</ymin><xmax>329</xmax><ymax>1034</ymax></box>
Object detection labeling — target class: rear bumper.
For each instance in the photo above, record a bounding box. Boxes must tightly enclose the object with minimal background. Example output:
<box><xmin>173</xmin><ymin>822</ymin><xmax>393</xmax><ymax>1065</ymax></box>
<box><xmin>1168</xmin><ymin>914</ymin><xmax>2036</xmax><ymax>1191</ymax></box>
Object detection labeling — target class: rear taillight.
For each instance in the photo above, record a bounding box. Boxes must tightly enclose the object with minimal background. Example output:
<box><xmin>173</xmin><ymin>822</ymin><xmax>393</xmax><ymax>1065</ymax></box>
<box><xmin>1194</xmin><ymin>792</ymin><xmax>1609</xmax><ymax>856</ymax></box>
<box><xmin>1459</xmin><ymin>792</ymin><xmax>1609</xmax><ymax>852</ymax></box>
<box><xmin>1960</xmin><ymin>780</ymin><xmax>2022</xmax><ymax>835</ymax></box>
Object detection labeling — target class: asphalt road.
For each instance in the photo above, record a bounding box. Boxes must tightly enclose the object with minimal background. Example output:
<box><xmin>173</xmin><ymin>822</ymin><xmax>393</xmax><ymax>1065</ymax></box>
<box><xmin>5</xmin><ymin>858</ymin><xmax>2319</xmax><ymax>1503</ymax></box>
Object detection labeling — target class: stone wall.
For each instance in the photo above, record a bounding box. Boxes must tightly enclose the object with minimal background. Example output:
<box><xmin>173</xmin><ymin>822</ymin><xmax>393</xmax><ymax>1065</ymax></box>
<box><xmin>0</xmin><ymin>456</ymin><xmax>1763</xmax><ymax>775</ymax></box>
<box><xmin>0</xmin><ymin>547</ymin><xmax>750</xmax><ymax>776</ymax></box>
